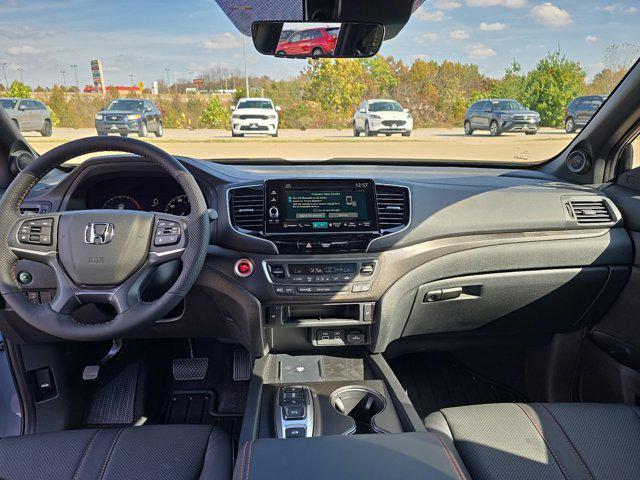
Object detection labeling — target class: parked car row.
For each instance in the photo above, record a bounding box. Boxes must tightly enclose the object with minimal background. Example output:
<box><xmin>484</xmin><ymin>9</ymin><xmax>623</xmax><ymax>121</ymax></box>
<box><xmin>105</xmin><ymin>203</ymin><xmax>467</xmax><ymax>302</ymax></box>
<box><xmin>0</xmin><ymin>98</ymin><xmax>53</xmax><ymax>136</ymax></box>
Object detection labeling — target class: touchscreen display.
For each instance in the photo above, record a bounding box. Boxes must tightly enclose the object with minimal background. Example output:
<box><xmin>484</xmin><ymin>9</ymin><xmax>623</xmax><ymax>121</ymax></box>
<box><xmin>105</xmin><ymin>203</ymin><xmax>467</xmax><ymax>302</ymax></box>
<box><xmin>265</xmin><ymin>179</ymin><xmax>378</xmax><ymax>234</ymax></box>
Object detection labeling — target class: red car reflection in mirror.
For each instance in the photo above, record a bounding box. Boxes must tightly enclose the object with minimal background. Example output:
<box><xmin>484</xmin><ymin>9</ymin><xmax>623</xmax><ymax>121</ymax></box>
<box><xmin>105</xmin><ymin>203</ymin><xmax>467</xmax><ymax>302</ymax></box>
<box><xmin>276</xmin><ymin>28</ymin><xmax>339</xmax><ymax>57</ymax></box>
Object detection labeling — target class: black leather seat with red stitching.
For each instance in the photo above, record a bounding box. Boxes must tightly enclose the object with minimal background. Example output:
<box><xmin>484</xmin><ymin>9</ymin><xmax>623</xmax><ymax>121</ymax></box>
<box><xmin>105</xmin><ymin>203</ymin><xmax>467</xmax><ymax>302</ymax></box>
<box><xmin>0</xmin><ymin>424</ymin><xmax>231</xmax><ymax>480</ymax></box>
<box><xmin>425</xmin><ymin>403</ymin><xmax>640</xmax><ymax>480</ymax></box>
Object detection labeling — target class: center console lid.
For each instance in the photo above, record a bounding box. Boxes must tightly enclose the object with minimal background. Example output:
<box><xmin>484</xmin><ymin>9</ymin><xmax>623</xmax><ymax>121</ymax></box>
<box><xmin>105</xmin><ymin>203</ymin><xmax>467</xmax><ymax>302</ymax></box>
<box><xmin>234</xmin><ymin>432</ymin><xmax>469</xmax><ymax>480</ymax></box>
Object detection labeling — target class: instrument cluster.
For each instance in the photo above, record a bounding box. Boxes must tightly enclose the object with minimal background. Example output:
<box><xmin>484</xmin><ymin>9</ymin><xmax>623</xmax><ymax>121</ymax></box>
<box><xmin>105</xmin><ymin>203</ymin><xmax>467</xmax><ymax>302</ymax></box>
<box><xmin>85</xmin><ymin>177</ymin><xmax>191</xmax><ymax>216</ymax></box>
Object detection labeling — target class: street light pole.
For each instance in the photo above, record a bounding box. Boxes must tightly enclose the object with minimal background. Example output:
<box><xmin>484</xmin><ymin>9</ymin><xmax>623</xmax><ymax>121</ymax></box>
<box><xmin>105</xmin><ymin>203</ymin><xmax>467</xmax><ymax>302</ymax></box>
<box><xmin>71</xmin><ymin>64</ymin><xmax>79</xmax><ymax>92</ymax></box>
<box><xmin>60</xmin><ymin>69</ymin><xmax>67</xmax><ymax>86</ymax></box>
<box><xmin>17</xmin><ymin>67</ymin><xmax>23</xmax><ymax>83</ymax></box>
<box><xmin>242</xmin><ymin>35</ymin><xmax>250</xmax><ymax>97</ymax></box>
<box><xmin>0</xmin><ymin>62</ymin><xmax>8</xmax><ymax>90</ymax></box>
<box><xmin>165</xmin><ymin>67</ymin><xmax>171</xmax><ymax>93</ymax></box>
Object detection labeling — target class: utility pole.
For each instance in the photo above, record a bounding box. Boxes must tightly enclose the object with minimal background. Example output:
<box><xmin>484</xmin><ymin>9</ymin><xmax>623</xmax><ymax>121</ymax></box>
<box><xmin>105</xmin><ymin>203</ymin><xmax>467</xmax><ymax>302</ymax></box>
<box><xmin>17</xmin><ymin>67</ymin><xmax>23</xmax><ymax>83</ymax></box>
<box><xmin>129</xmin><ymin>74</ymin><xmax>134</xmax><ymax>85</ymax></box>
<box><xmin>242</xmin><ymin>35</ymin><xmax>250</xmax><ymax>97</ymax></box>
<box><xmin>71</xmin><ymin>64</ymin><xmax>79</xmax><ymax>91</ymax></box>
<box><xmin>60</xmin><ymin>69</ymin><xmax>67</xmax><ymax>86</ymax></box>
<box><xmin>0</xmin><ymin>62</ymin><xmax>8</xmax><ymax>90</ymax></box>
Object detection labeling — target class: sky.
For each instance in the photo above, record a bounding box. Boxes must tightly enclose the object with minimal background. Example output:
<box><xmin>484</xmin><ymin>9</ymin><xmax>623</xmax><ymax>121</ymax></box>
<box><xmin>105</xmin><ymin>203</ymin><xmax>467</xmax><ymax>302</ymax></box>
<box><xmin>0</xmin><ymin>0</ymin><xmax>638</xmax><ymax>88</ymax></box>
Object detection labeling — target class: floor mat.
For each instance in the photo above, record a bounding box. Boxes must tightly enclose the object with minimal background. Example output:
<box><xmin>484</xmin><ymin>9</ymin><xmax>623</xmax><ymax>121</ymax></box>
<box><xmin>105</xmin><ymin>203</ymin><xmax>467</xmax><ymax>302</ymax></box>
<box><xmin>85</xmin><ymin>363</ymin><xmax>140</xmax><ymax>426</ymax></box>
<box><xmin>391</xmin><ymin>352</ymin><xmax>528</xmax><ymax>420</ymax></box>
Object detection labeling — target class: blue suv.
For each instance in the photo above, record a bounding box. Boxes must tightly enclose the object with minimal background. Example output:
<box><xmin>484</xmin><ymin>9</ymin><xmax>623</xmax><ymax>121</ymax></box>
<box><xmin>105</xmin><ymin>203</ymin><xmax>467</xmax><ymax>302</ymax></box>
<box><xmin>95</xmin><ymin>99</ymin><xmax>163</xmax><ymax>137</ymax></box>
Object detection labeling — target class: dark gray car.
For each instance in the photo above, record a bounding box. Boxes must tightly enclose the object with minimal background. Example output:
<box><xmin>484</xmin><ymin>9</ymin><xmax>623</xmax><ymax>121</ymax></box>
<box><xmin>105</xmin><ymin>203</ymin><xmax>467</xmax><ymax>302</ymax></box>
<box><xmin>564</xmin><ymin>95</ymin><xmax>606</xmax><ymax>133</ymax></box>
<box><xmin>95</xmin><ymin>99</ymin><xmax>163</xmax><ymax>137</ymax></box>
<box><xmin>0</xmin><ymin>98</ymin><xmax>53</xmax><ymax>136</ymax></box>
<box><xmin>464</xmin><ymin>99</ymin><xmax>540</xmax><ymax>136</ymax></box>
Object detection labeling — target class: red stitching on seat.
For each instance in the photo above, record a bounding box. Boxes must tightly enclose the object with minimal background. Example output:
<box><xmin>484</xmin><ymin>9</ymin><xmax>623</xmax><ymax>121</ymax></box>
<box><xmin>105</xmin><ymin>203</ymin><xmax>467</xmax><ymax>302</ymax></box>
<box><xmin>515</xmin><ymin>403</ymin><xmax>571</xmax><ymax>480</ymax></box>
<box><xmin>245</xmin><ymin>440</ymin><xmax>253</xmax><ymax>480</ymax></box>
<box><xmin>238</xmin><ymin>441</ymin><xmax>248</xmax><ymax>480</ymax></box>
<box><xmin>431</xmin><ymin>432</ymin><xmax>467</xmax><ymax>480</ymax></box>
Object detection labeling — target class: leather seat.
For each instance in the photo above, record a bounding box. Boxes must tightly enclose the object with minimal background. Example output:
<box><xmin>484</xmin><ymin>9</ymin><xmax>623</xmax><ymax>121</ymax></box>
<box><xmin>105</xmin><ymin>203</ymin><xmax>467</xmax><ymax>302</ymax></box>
<box><xmin>425</xmin><ymin>403</ymin><xmax>640</xmax><ymax>480</ymax></box>
<box><xmin>0</xmin><ymin>424</ymin><xmax>231</xmax><ymax>480</ymax></box>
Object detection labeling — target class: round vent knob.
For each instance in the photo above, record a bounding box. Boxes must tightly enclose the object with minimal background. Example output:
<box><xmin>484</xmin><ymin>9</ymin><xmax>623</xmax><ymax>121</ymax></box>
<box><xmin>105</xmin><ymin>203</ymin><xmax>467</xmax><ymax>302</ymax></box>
<box><xmin>566</xmin><ymin>150</ymin><xmax>591</xmax><ymax>174</ymax></box>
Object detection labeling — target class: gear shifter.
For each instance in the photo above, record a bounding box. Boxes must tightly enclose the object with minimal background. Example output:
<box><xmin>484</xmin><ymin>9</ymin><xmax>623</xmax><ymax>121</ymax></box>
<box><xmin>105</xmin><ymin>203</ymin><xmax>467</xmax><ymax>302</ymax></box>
<box><xmin>274</xmin><ymin>386</ymin><xmax>314</xmax><ymax>438</ymax></box>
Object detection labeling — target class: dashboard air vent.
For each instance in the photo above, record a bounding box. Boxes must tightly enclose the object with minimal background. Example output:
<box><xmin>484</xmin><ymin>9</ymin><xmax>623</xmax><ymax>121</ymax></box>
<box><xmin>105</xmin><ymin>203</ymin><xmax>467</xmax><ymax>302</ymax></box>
<box><xmin>569</xmin><ymin>199</ymin><xmax>613</xmax><ymax>224</ymax></box>
<box><xmin>376</xmin><ymin>185</ymin><xmax>410</xmax><ymax>232</ymax></box>
<box><xmin>230</xmin><ymin>186</ymin><xmax>264</xmax><ymax>233</ymax></box>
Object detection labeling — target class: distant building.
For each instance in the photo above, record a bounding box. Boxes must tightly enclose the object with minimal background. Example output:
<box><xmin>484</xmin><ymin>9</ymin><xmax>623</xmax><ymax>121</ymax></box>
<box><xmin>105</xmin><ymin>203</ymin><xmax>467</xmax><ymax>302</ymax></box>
<box><xmin>83</xmin><ymin>85</ymin><xmax>141</xmax><ymax>94</ymax></box>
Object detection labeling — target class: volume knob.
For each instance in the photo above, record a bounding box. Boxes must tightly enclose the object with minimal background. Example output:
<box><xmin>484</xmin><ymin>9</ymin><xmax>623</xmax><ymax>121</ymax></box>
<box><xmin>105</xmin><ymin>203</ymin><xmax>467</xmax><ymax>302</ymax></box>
<box><xmin>269</xmin><ymin>206</ymin><xmax>279</xmax><ymax>219</ymax></box>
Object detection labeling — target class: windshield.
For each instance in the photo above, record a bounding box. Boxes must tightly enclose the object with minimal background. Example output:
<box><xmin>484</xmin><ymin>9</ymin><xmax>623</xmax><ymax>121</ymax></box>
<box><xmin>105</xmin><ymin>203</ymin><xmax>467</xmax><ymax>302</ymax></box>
<box><xmin>491</xmin><ymin>100</ymin><xmax>524</xmax><ymax>111</ymax></box>
<box><xmin>369</xmin><ymin>102</ymin><xmax>403</xmax><ymax>112</ymax></box>
<box><xmin>237</xmin><ymin>100</ymin><xmax>273</xmax><ymax>109</ymax></box>
<box><xmin>107</xmin><ymin>100</ymin><xmax>144</xmax><ymax>111</ymax></box>
<box><xmin>0</xmin><ymin>99</ymin><xmax>17</xmax><ymax>109</ymax></box>
<box><xmin>0</xmin><ymin>0</ymin><xmax>638</xmax><ymax>165</ymax></box>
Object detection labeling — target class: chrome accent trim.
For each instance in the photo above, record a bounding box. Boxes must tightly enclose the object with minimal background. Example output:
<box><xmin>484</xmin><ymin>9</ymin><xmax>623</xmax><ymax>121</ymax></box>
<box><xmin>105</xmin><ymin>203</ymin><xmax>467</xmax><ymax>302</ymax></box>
<box><xmin>10</xmin><ymin>247</ymin><xmax>56</xmax><ymax>257</ymax></box>
<box><xmin>149</xmin><ymin>248</ymin><xmax>185</xmax><ymax>257</ymax></box>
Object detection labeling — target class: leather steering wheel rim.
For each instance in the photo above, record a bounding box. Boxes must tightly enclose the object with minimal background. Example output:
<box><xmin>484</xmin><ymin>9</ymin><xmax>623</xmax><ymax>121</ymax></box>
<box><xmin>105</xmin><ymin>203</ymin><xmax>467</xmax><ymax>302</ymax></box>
<box><xmin>0</xmin><ymin>136</ymin><xmax>209</xmax><ymax>341</ymax></box>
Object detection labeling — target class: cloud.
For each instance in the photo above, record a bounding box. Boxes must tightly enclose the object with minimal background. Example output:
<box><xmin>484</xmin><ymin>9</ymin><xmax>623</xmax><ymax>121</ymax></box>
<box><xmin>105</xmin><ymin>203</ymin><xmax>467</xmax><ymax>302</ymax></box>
<box><xmin>585</xmin><ymin>35</ymin><xmax>600</xmax><ymax>43</ymax></box>
<box><xmin>625</xmin><ymin>6</ymin><xmax>638</xmax><ymax>13</ymax></box>
<box><xmin>466</xmin><ymin>0</ymin><xmax>527</xmax><ymax>8</ymax></box>
<box><xmin>414</xmin><ymin>7</ymin><xmax>447</xmax><ymax>21</ymax></box>
<box><xmin>416</xmin><ymin>32</ymin><xmax>439</xmax><ymax>43</ymax></box>
<box><xmin>450</xmin><ymin>29</ymin><xmax>471</xmax><ymax>40</ymax></box>
<box><xmin>479</xmin><ymin>22</ymin><xmax>507</xmax><ymax>30</ymax></box>
<box><xmin>432</xmin><ymin>0</ymin><xmax>462</xmax><ymax>9</ymax></box>
<box><xmin>467</xmin><ymin>43</ymin><xmax>497</xmax><ymax>58</ymax></box>
<box><xmin>201</xmin><ymin>32</ymin><xmax>240</xmax><ymax>50</ymax></box>
<box><xmin>6</xmin><ymin>45</ymin><xmax>41</xmax><ymax>56</ymax></box>
<box><xmin>529</xmin><ymin>3</ymin><xmax>572</xmax><ymax>27</ymax></box>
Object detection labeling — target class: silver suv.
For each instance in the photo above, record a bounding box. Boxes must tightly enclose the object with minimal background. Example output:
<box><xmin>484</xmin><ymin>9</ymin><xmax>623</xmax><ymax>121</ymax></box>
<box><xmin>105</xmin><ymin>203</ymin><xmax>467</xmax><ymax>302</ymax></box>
<box><xmin>0</xmin><ymin>98</ymin><xmax>53</xmax><ymax>137</ymax></box>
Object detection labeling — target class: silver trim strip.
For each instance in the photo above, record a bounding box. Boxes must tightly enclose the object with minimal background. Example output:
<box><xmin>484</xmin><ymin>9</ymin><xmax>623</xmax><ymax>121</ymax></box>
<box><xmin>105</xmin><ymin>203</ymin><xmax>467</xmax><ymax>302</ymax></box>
<box><xmin>10</xmin><ymin>247</ymin><xmax>56</xmax><ymax>256</ymax></box>
<box><xmin>150</xmin><ymin>248</ymin><xmax>185</xmax><ymax>257</ymax></box>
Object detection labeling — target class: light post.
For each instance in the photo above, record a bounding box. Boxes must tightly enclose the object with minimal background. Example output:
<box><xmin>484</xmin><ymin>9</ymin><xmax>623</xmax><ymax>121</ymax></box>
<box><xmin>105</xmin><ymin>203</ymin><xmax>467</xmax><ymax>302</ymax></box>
<box><xmin>242</xmin><ymin>35</ymin><xmax>250</xmax><ymax>97</ymax></box>
<box><xmin>71</xmin><ymin>64</ymin><xmax>79</xmax><ymax>92</ymax></box>
<box><xmin>60</xmin><ymin>69</ymin><xmax>67</xmax><ymax>86</ymax></box>
<box><xmin>1</xmin><ymin>62</ymin><xmax>8</xmax><ymax>90</ymax></box>
<box><xmin>17</xmin><ymin>67</ymin><xmax>23</xmax><ymax>83</ymax></box>
<box><xmin>165</xmin><ymin>67</ymin><xmax>171</xmax><ymax>93</ymax></box>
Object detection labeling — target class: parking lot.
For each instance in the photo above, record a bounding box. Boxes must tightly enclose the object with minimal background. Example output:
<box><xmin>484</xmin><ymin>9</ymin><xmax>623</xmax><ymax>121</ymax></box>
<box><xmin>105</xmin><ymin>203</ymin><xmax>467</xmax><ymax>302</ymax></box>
<box><xmin>24</xmin><ymin>127</ymin><xmax>575</xmax><ymax>164</ymax></box>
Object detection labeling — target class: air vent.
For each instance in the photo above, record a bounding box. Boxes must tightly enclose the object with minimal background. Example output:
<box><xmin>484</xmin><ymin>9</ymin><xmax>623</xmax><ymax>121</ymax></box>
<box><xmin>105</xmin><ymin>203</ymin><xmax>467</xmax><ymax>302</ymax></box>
<box><xmin>376</xmin><ymin>185</ymin><xmax>410</xmax><ymax>232</ymax></box>
<box><xmin>569</xmin><ymin>199</ymin><xmax>613</xmax><ymax>224</ymax></box>
<box><xmin>230</xmin><ymin>186</ymin><xmax>264</xmax><ymax>233</ymax></box>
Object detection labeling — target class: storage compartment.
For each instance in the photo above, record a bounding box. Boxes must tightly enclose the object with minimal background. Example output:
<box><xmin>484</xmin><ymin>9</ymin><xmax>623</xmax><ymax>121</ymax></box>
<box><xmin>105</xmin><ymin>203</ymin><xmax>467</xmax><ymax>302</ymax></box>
<box><xmin>403</xmin><ymin>267</ymin><xmax>628</xmax><ymax>336</ymax></box>
<box><xmin>330</xmin><ymin>386</ymin><xmax>385</xmax><ymax>434</ymax></box>
<box><xmin>286</xmin><ymin>304</ymin><xmax>361</xmax><ymax>323</ymax></box>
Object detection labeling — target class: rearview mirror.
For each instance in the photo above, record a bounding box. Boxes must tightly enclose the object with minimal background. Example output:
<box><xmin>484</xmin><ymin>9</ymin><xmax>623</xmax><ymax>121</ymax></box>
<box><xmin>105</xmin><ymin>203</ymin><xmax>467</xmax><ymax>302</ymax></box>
<box><xmin>252</xmin><ymin>21</ymin><xmax>384</xmax><ymax>59</ymax></box>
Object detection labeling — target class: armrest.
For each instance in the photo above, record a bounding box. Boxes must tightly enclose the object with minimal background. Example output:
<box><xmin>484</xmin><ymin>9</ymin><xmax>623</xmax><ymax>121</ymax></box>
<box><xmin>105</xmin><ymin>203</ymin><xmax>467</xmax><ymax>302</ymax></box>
<box><xmin>234</xmin><ymin>432</ymin><xmax>470</xmax><ymax>480</ymax></box>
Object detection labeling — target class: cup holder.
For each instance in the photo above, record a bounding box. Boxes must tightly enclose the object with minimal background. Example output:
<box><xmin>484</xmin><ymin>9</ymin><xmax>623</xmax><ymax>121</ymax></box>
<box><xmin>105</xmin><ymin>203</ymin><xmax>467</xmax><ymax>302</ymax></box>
<box><xmin>330</xmin><ymin>386</ymin><xmax>386</xmax><ymax>434</ymax></box>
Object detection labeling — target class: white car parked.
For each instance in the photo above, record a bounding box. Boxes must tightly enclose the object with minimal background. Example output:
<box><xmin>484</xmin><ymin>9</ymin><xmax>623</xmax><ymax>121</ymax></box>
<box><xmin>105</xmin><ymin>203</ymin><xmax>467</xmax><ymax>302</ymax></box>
<box><xmin>231</xmin><ymin>97</ymin><xmax>280</xmax><ymax>137</ymax></box>
<box><xmin>352</xmin><ymin>99</ymin><xmax>413</xmax><ymax>137</ymax></box>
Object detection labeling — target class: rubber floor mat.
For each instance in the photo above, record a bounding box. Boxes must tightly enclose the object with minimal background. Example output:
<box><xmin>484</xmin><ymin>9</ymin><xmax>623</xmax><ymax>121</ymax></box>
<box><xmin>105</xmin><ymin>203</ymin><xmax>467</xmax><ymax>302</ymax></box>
<box><xmin>86</xmin><ymin>363</ymin><xmax>139</xmax><ymax>426</ymax></box>
<box><xmin>391</xmin><ymin>352</ymin><xmax>527</xmax><ymax>419</ymax></box>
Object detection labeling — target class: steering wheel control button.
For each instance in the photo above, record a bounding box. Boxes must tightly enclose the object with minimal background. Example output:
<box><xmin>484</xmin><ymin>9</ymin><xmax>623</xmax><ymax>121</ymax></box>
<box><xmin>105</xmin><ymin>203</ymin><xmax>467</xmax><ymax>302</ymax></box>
<box><xmin>234</xmin><ymin>259</ymin><xmax>254</xmax><ymax>277</ymax></box>
<box><xmin>17</xmin><ymin>271</ymin><xmax>33</xmax><ymax>285</ymax></box>
<box><xmin>154</xmin><ymin>219</ymin><xmax>182</xmax><ymax>246</ymax></box>
<box><xmin>18</xmin><ymin>218</ymin><xmax>54</xmax><ymax>245</ymax></box>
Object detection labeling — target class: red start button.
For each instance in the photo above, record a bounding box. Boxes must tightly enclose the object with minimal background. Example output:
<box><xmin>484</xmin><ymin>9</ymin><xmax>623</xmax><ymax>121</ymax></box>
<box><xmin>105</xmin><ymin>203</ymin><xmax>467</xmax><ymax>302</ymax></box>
<box><xmin>234</xmin><ymin>259</ymin><xmax>254</xmax><ymax>277</ymax></box>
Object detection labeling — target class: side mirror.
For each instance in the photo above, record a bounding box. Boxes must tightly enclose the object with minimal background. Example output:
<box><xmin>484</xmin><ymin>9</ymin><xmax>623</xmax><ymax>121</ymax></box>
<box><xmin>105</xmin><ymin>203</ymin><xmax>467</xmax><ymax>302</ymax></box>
<box><xmin>231</xmin><ymin>106</ymin><xmax>236</xmax><ymax>111</ymax></box>
<box><xmin>18</xmin><ymin>104</ymin><xmax>27</xmax><ymax>111</ymax></box>
<box><xmin>275</xmin><ymin>106</ymin><xmax>281</xmax><ymax>112</ymax></box>
<box><xmin>358</xmin><ymin>108</ymin><xmax>366</xmax><ymax>113</ymax></box>
<box><xmin>404</xmin><ymin>108</ymin><xmax>410</xmax><ymax>113</ymax></box>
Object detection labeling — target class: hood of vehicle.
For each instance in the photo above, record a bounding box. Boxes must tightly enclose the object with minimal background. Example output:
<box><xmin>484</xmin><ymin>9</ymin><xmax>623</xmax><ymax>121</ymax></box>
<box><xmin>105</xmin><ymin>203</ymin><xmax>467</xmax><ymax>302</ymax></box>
<box><xmin>233</xmin><ymin>108</ymin><xmax>277</xmax><ymax>116</ymax></box>
<box><xmin>99</xmin><ymin>110</ymin><xmax>140</xmax><ymax>115</ymax></box>
<box><xmin>369</xmin><ymin>111</ymin><xmax>408</xmax><ymax>120</ymax></box>
<box><xmin>495</xmin><ymin>109</ymin><xmax>538</xmax><ymax>116</ymax></box>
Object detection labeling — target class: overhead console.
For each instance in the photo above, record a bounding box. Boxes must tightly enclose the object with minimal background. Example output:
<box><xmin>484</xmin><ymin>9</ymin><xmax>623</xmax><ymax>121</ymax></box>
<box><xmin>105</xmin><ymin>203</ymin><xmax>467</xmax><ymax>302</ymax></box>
<box><xmin>229</xmin><ymin>179</ymin><xmax>410</xmax><ymax>254</ymax></box>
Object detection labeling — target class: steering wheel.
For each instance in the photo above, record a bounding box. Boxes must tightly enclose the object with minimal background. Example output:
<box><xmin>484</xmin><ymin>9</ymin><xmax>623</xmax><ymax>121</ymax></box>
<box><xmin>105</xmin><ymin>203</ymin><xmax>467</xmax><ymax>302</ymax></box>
<box><xmin>0</xmin><ymin>136</ymin><xmax>209</xmax><ymax>341</ymax></box>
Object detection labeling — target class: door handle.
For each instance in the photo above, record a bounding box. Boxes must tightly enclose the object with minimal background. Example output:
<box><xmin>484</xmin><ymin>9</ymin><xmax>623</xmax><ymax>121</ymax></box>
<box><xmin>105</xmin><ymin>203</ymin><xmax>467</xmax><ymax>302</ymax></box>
<box><xmin>424</xmin><ymin>287</ymin><xmax>463</xmax><ymax>303</ymax></box>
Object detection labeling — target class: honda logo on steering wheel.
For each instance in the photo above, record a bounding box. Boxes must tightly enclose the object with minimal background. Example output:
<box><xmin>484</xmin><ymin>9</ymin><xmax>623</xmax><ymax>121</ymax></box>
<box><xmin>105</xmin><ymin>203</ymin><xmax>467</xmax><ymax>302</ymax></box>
<box><xmin>84</xmin><ymin>223</ymin><xmax>115</xmax><ymax>245</ymax></box>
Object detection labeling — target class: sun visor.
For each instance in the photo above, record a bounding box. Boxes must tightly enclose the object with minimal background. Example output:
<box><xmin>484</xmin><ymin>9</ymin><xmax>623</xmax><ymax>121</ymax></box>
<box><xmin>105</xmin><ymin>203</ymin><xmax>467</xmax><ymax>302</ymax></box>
<box><xmin>214</xmin><ymin>0</ymin><xmax>424</xmax><ymax>40</ymax></box>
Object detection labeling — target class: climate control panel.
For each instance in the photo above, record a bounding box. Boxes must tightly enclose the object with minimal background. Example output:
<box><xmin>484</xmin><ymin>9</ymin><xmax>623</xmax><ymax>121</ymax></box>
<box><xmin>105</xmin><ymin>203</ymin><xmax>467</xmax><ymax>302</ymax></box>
<box><xmin>264</xmin><ymin>260</ymin><xmax>378</xmax><ymax>296</ymax></box>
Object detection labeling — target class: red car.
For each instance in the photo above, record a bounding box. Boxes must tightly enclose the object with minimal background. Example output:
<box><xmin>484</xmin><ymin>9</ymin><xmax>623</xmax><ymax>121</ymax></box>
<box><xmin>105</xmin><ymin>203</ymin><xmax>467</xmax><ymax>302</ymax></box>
<box><xmin>276</xmin><ymin>27</ymin><xmax>338</xmax><ymax>56</ymax></box>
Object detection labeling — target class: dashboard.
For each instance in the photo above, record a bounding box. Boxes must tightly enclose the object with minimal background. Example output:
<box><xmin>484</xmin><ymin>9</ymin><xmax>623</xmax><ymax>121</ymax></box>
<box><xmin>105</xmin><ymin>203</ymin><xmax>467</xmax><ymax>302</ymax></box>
<box><xmin>8</xmin><ymin>155</ymin><xmax>633</xmax><ymax>357</ymax></box>
<box><xmin>84</xmin><ymin>176</ymin><xmax>190</xmax><ymax>216</ymax></box>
